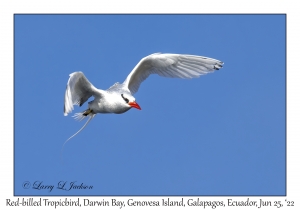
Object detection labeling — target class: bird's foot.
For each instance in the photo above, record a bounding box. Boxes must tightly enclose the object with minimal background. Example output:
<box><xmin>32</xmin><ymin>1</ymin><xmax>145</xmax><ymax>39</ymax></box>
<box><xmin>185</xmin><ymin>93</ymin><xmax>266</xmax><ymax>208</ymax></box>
<box><xmin>83</xmin><ymin>108</ymin><xmax>93</xmax><ymax>116</ymax></box>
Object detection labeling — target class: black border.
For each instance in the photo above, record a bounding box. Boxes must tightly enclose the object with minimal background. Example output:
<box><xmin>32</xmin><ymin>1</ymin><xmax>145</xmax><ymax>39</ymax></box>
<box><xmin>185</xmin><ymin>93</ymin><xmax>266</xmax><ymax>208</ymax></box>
<box><xmin>13</xmin><ymin>14</ymin><xmax>287</xmax><ymax>197</ymax></box>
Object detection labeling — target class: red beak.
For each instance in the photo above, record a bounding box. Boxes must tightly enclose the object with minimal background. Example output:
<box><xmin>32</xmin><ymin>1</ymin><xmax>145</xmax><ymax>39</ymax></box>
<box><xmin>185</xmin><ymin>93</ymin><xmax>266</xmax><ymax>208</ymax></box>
<box><xmin>129</xmin><ymin>101</ymin><xmax>141</xmax><ymax>110</ymax></box>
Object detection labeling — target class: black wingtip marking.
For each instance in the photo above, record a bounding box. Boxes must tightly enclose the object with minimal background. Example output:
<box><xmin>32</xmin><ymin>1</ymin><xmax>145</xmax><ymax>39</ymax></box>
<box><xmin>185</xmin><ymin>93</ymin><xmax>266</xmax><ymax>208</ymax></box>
<box><xmin>214</xmin><ymin>62</ymin><xmax>224</xmax><ymax>70</ymax></box>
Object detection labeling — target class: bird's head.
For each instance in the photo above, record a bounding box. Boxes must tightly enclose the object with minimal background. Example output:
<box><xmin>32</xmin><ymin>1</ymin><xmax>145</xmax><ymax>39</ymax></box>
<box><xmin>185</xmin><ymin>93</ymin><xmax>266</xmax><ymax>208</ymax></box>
<box><xmin>121</xmin><ymin>93</ymin><xmax>141</xmax><ymax>110</ymax></box>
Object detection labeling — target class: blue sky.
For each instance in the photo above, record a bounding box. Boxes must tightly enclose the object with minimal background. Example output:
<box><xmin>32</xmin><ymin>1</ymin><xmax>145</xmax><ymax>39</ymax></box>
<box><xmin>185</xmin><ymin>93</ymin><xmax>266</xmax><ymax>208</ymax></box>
<box><xmin>14</xmin><ymin>14</ymin><xmax>285</xmax><ymax>196</ymax></box>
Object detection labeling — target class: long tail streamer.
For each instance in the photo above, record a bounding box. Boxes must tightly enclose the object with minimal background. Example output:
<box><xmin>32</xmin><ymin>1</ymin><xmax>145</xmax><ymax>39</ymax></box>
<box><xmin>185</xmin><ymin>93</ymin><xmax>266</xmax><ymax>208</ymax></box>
<box><xmin>61</xmin><ymin>113</ymin><xmax>95</xmax><ymax>163</ymax></box>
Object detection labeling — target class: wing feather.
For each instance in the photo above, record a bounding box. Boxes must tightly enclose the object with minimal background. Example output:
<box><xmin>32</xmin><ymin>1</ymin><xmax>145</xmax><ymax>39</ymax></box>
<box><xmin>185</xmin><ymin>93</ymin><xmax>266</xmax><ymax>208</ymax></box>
<box><xmin>123</xmin><ymin>53</ymin><xmax>224</xmax><ymax>94</ymax></box>
<box><xmin>64</xmin><ymin>72</ymin><xmax>101</xmax><ymax>116</ymax></box>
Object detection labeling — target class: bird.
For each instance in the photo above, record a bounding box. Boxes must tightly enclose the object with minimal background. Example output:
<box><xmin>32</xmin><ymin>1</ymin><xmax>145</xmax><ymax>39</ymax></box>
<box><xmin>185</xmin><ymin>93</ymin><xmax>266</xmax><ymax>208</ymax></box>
<box><xmin>63</xmin><ymin>53</ymin><xmax>223</xmax><ymax>149</ymax></box>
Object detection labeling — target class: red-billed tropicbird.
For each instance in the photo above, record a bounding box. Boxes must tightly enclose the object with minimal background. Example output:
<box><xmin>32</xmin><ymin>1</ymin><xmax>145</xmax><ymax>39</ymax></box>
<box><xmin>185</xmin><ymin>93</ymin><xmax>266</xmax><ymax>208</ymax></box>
<box><xmin>63</xmin><ymin>53</ymin><xmax>223</xmax><ymax>147</ymax></box>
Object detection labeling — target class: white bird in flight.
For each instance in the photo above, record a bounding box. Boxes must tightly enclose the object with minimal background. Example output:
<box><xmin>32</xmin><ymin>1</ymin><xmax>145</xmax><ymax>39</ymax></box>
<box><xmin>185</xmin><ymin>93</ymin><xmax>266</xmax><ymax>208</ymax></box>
<box><xmin>63</xmin><ymin>53</ymin><xmax>223</xmax><ymax>148</ymax></box>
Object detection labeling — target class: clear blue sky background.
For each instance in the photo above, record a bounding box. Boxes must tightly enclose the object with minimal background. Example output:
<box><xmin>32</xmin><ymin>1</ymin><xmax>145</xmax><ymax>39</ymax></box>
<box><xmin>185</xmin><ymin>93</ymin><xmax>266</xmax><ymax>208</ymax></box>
<box><xmin>14</xmin><ymin>15</ymin><xmax>285</xmax><ymax>196</ymax></box>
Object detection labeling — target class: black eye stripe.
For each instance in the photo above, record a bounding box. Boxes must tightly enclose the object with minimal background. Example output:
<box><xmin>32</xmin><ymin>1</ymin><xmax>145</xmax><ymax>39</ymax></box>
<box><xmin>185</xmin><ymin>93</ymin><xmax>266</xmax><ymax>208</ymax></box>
<box><xmin>121</xmin><ymin>94</ymin><xmax>129</xmax><ymax>103</ymax></box>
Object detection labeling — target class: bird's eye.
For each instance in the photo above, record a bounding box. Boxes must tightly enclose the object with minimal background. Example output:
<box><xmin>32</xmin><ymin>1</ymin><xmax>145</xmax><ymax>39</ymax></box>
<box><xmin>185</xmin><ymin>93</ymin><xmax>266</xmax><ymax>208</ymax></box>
<box><xmin>121</xmin><ymin>94</ymin><xmax>129</xmax><ymax>103</ymax></box>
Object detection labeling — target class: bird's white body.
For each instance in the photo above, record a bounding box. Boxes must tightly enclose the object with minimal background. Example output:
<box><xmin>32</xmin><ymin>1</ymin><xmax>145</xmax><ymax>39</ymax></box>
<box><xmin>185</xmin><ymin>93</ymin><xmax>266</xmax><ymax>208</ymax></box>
<box><xmin>89</xmin><ymin>84</ymin><xmax>133</xmax><ymax>114</ymax></box>
<box><xmin>63</xmin><ymin>53</ymin><xmax>223</xmax><ymax>146</ymax></box>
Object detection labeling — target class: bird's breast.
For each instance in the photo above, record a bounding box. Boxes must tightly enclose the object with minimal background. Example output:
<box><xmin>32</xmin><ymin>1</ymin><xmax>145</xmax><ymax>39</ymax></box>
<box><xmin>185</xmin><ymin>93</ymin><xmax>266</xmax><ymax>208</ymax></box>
<box><xmin>88</xmin><ymin>99</ymin><xmax>130</xmax><ymax>114</ymax></box>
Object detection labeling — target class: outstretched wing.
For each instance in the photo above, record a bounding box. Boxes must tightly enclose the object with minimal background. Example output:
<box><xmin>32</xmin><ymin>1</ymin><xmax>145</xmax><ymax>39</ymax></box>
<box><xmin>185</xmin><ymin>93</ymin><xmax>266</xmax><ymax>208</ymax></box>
<box><xmin>64</xmin><ymin>71</ymin><xmax>101</xmax><ymax>116</ymax></box>
<box><xmin>123</xmin><ymin>53</ymin><xmax>224</xmax><ymax>94</ymax></box>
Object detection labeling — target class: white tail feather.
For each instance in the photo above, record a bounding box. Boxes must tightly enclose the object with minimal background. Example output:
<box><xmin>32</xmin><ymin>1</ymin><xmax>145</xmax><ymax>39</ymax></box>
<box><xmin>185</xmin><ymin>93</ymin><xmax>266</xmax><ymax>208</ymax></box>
<box><xmin>61</xmin><ymin>113</ymin><xmax>96</xmax><ymax>163</ymax></box>
<box><xmin>73</xmin><ymin>112</ymin><xmax>86</xmax><ymax>121</ymax></box>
